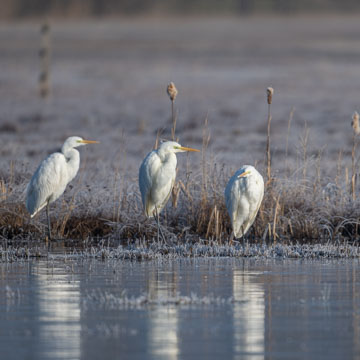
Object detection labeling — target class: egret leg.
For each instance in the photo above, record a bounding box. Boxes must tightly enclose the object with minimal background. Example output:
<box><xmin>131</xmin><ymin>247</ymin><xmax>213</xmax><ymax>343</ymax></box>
<box><xmin>241</xmin><ymin>226</ymin><xmax>246</xmax><ymax>250</ymax></box>
<box><xmin>229</xmin><ymin>232</ymin><xmax>234</xmax><ymax>246</ymax></box>
<box><xmin>155</xmin><ymin>208</ymin><xmax>160</xmax><ymax>242</ymax></box>
<box><xmin>154</xmin><ymin>206</ymin><xmax>166</xmax><ymax>243</ymax></box>
<box><xmin>46</xmin><ymin>201</ymin><xmax>52</xmax><ymax>241</ymax></box>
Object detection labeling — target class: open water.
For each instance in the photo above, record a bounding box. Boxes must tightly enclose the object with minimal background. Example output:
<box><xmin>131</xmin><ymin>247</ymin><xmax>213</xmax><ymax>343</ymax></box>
<box><xmin>0</xmin><ymin>257</ymin><xmax>359</xmax><ymax>359</ymax></box>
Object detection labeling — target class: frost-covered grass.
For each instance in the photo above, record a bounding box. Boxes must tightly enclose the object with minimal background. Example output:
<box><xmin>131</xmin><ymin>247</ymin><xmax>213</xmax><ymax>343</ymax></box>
<box><xmin>1</xmin><ymin>18</ymin><xmax>360</xmax><ymax>248</ymax></box>
<box><xmin>1</xmin><ymin>240</ymin><xmax>360</xmax><ymax>262</ymax></box>
<box><xmin>2</xmin><ymin>149</ymin><xmax>360</xmax><ymax>246</ymax></box>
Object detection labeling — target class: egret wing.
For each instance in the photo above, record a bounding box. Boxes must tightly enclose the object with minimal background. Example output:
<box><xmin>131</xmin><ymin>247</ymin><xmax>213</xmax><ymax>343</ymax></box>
<box><xmin>225</xmin><ymin>175</ymin><xmax>247</xmax><ymax>237</ymax></box>
<box><xmin>155</xmin><ymin>176</ymin><xmax>175</xmax><ymax>214</ymax></box>
<box><xmin>225</xmin><ymin>175</ymin><xmax>239</xmax><ymax>225</ymax></box>
<box><xmin>235</xmin><ymin>174</ymin><xmax>264</xmax><ymax>237</ymax></box>
<box><xmin>225</xmin><ymin>174</ymin><xmax>253</xmax><ymax>238</ymax></box>
<box><xmin>241</xmin><ymin>198</ymin><xmax>260</xmax><ymax>236</ymax></box>
<box><xmin>139</xmin><ymin>150</ymin><xmax>176</xmax><ymax>217</ymax></box>
<box><xmin>26</xmin><ymin>153</ymin><xmax>67</xmax><ymax>216</ymax></box>
<box><xmin>139</xmin><ymin>151</ymin><xmax>159</xmax><ymax>217</ymax></box>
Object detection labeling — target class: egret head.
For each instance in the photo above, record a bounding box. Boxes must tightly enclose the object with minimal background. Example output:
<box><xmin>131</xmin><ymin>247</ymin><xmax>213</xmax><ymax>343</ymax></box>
<box><xmin>158</xmin><ymin>141</ymin><xmax>200</xmax><ymax>154</ymax></box>
<box><xmin>63</xmin><ymin>136</ymin><xmax>99</xmax><ymax>149</ymax></box>
<box><xmin>61</xmin><ymin>136</ymin><xmax>99</xmax><ymax>154</ymax></box>
<box><xmin>237</xmin><ymin>165</ymin><xmax>256</xmax><ymax>178</ymax></box>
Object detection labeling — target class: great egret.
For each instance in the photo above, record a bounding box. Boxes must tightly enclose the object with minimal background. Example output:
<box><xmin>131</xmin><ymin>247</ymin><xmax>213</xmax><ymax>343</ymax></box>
<box><xmin>26</xmin><ymin>136</ymin><xmax>99</xmax><ymax>239</ymax></box>
<box><xmin>139</xmin><ymin>141</ymin><xmax>200</xmax><ymax>239</ymax></box>
<box><xmin>225</xmin><ymin>165</ymin><xmax>264</xmax><ymax>239</ymax></box>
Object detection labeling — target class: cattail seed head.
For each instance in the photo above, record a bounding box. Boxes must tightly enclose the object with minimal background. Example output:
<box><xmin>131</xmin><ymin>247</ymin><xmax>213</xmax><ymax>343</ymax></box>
<box><xmin>267</xmin><ymin>87</ymin><xmax>274</xmax><ymax>105</ymax></box>
<box><xmin>352</xmin><ymin>111</ymin><xmax>360</xmax><ymax>135</ymax></box>
<box><xmin>167</xmin><ymin>82</ymin><xmax>178</xmax><ymax>102</ymax></box>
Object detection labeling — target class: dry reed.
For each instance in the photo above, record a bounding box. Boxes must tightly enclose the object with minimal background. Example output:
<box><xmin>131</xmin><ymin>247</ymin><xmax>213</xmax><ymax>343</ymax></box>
<box><xmin>266</xmin><ymin>87</ymin><xmax>274</xmax><ymax>185</ymax></box>
<box><xmin>167</xmin><ymin>82</ymin><xmax>178</xmax><ymax>141</ymax></box>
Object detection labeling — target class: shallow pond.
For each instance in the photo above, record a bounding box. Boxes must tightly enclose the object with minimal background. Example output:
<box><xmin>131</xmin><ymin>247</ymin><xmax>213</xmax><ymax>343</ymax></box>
<box><xmin>0</xmin><ymin>257</ymin><xmax>359</xmax><ymax>359</ymax></box>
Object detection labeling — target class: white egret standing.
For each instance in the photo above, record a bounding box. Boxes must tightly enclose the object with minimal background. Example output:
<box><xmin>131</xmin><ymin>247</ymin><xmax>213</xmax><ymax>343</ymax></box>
<box><xmin>225</xmin><ymin>165</ymin><xmax>264</xmax><ymax>240</ymax></box>
<box><xmin>26</xmin><ymin>136</ymin><xmax>99</xmax><ymax>239</ymax></box>
<box><xmin>139</xmin><ymin>141</ymin><xmax>200</xmax><ymax>239</ymax></box>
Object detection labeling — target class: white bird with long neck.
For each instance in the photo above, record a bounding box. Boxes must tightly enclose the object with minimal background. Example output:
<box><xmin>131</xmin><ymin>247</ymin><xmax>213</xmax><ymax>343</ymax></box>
<box><xmin>26</xmin><ymin>136</ymin><xmax>99</xmax><ymax>239</ymax></box>
<box><xmin>139</xmin><ymin>141</ymin><xmax>199</xmax><ymax>240</ymax></box>
<box><xmin>225</xmin><ymin>165</ymin><xmax>264</xmax><ymax>239</ymax></box>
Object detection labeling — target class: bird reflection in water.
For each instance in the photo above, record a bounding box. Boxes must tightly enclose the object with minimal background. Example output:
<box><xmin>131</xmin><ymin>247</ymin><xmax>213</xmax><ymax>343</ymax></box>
<box><xmin>36</xmin><ymin>268</ymin><xmax>81</xmax><ymax>359</ymax></box>
<box><xmin>232</xmin><ymin>268</ymin><xmax>265</xmax><ymax>359</ymax></box>
<box><xmin>147</xmin><ymin>268</ymin><xmax>179</xmax><ymax>359</ymax></box>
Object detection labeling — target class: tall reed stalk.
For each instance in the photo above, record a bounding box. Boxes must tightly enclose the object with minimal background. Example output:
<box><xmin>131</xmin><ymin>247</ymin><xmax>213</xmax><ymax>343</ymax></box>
<box><xmin>39</xmin><ymin>19</ymin><xmax>51</xmax><ymax>98</ymax></box>
<box><xmin>266</xmin><ymin>87</ymin><xmax>274</xmax><ymax>185</ymax></box>
<box><xmin>285</xmin><ymin>107</ymin><xmax>294</xmax><ymax>176</ymax></box>
<box><xmin>167</xmin><ymin>82</ymin><xmax>178</xmax><ymax>141</ymax></box>
<box><xmin>167</xmin><ymin>82</ymin><xmax>180</xmax><ymax>207</ymax></box>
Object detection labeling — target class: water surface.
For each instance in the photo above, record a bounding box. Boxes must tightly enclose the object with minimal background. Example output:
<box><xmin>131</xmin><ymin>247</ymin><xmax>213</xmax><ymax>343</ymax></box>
<box><xmin>0</xmin><ymin>258</ymin><xmax>359</xmax><ymax>359</ymax></box>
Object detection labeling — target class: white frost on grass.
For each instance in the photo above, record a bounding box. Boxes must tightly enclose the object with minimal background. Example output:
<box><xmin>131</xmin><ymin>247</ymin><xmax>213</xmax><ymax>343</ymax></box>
<box><xmin>1</xmin><ymin>241</ymin><xmax>360</xmax><ymax>262</ymax></box>
<box><xmin>77</xmin><ymin>241</ymin><xmax>360</xmax><ymax>260</ymax></box>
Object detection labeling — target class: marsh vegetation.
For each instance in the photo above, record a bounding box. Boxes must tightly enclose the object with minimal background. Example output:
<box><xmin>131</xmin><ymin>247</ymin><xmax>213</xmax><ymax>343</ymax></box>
<box><xmin>1</xmin><ymin>17</ymin><xmax>360</xmax><ymax>256</ymax></box>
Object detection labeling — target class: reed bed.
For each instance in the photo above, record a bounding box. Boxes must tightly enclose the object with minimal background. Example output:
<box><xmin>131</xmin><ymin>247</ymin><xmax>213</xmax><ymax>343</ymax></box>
<box><xmin>1</xmin><ymin>84</ymin><xmax>360</xmax><ymax>254</ymax></box>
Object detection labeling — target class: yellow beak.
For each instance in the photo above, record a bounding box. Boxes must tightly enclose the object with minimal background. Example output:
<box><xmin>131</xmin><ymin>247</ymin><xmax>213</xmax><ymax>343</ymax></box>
<box><xmin>239</xmin><ymin>170</ymin><xmax>251</xmax><ymax>178</ymax></box>
<box><xmin>178</xmin><ymin>146</ymin><xmax>200</xmax><ymax>152</ymax></box>
<box><xmin>78</xmin><ymin>140</ymin><xmax>100</xmax><ymax>144</ymax></box>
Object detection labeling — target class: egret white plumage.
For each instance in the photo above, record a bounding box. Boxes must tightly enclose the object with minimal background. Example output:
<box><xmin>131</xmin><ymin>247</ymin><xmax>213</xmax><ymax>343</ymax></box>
<box><xmin>26</xmin><ymin>136</ymin><xmax>99</xmax><ymax>239</ymax></box>
<box><xmin>139</xmin><ymin>141</ymin><xmax>200</xmax><ymax>239</ymax></box>
<box><xmin>225</xmin><ymin>165</ymin><xmax>264</xmax><ymax>239</ymax></box>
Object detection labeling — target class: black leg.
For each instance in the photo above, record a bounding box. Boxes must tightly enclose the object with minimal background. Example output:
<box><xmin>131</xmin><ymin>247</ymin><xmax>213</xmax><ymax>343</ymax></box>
<box><xmin>154</xmin><ymin>206</ymin><xmax>166</xmax><ymax>243</ymax></box>
<box><xmin>241</xmin><ymin>226</ymin><xmax>246</xmax><ymax>249</ymax></box>
<box><xmin>229</xmin><ymin>231</ymin><xmax>234</xmax><ymax>245</ymax></box>
<box><xmin>154</xmin><ymin>207</ymin><xmax>160</xmax><ymax>242</ymax></box>
<box><xmin>46</xmin><ymin>201</ymin><xmax>52</xmax><ymax>240</ymax></box>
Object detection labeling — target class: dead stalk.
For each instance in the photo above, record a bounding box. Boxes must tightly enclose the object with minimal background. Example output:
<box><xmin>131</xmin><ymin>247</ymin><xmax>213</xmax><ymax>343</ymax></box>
<box><xmin>336</xmin><ymin>150</ymin><xmax>343</xmax><ymax>188</ymax></box>
<box><xmin>266</xmin><ymin>87</ymin><xmax>274</xmax><ymax>185</ymax></box>
<box><xmin>285</xmin><ymin>107</ymin><xmax>294</xmax><ymax>176</ymax></box>
<box><xmin>167</xmin><ymin>82</ymin><xmax>178</xmax><ymax>141</ymax></box>
<box><xmin>202</xmin><ymin>115</ymin><xmax>211</xmax><ymax>197</ymax></box>
<box><xmin>39</xmin><ymin>19</ymin><xmax>51</xmax><ymax>98</ymax></box>
<box><xmin>272</xmin><ymin>195</ymin><xmax>281</xmax><ymax>243</ymax></box>
<box><xmin>206</xmin><ymin>206</ymin><xmax>216</xmax><ymax>238</ymax></box>
<box><xmin>300</xmin><ymin>122</ymin><xmax>310</xmax><ymax>182</ymax></box>
<box><xmin>171</xmin><ymin>101</ymin><xmax>177</xmax><ymax>141</ymax></box>
<box><xmin>154</xmin><ymin>128</ymin><xmax>164</xmax><ymax>150</ymax></box>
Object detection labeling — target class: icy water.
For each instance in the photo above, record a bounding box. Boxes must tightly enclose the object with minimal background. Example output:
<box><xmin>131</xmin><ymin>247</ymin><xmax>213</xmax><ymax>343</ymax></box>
<box><xmin>0</xmin><ymin>258</ymin><xmax>359</xmax><ymax>360</ymax></box>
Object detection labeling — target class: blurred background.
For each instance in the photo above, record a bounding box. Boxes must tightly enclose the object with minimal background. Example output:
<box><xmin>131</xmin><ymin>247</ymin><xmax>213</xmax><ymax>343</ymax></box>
<box><xmin>1</xmin><ymin>0</ymin><xmax>360</xmax><ymax>187</ymax></box>
<box><xmin>2</xmin><ymin>0</ymin><xmax>360</xmax><ymax>18</ymax></box>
